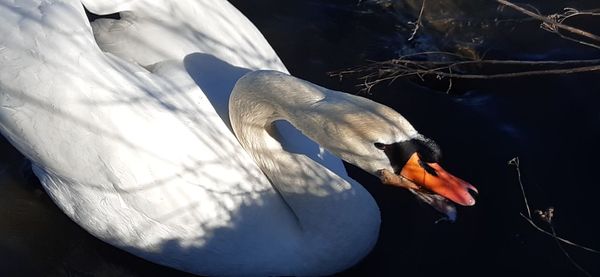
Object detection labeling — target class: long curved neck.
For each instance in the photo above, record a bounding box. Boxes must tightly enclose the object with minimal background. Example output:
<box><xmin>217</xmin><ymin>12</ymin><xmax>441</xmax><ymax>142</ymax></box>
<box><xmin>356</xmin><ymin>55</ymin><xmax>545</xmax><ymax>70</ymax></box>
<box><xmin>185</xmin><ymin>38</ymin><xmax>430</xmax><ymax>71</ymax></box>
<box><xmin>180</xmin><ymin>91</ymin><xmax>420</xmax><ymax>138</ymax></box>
<box><xmin>229</xmin><ymin>70</ymin><xmax>380</xmax><ymax>273</ymax></box>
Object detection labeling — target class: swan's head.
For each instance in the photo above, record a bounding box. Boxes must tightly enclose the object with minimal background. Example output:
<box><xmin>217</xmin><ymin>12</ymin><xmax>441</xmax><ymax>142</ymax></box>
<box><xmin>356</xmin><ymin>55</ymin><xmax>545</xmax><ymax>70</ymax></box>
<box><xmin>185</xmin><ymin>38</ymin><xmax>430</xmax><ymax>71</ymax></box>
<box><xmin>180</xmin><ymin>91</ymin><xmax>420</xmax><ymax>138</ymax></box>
<box><xmin>309</xmin><ymin>90</ymin><xmax>477</xmax><ymax>215</ymax></box>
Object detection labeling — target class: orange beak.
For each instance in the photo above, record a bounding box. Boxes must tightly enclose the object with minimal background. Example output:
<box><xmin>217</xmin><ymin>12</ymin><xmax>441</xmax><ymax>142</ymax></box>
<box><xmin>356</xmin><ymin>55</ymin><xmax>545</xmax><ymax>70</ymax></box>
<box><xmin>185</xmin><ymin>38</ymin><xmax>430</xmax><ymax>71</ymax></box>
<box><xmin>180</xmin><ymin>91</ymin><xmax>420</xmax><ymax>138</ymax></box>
<box><xmin>400</xmin><ymin>153</ymin><xmax>477</xmax><ymax>206</ymax></box>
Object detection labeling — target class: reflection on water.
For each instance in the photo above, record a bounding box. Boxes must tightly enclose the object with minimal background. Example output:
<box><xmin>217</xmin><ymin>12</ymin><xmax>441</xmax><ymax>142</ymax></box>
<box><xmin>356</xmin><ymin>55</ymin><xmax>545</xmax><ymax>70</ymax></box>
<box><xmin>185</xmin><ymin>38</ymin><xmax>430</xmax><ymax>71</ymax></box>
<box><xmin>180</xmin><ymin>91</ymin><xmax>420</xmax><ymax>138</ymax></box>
<box><xmin>1</xmin><ymin>0</ymin><xmax>599</xmax><ymax>276</ymax></box>
<box><xmin>378</xmin><ymin>0</ymin><xmax>600</xmax><ymax>60</ymax></box>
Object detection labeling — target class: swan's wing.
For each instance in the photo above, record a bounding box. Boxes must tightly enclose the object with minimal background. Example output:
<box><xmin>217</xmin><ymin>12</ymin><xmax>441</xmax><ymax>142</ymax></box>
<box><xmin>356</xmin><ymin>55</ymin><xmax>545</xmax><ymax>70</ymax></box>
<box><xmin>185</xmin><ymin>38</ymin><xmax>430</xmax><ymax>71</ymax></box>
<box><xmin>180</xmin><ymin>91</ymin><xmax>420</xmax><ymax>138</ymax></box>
<box><xmin>0</xmin><ymin>1</ymin><xmax>302</xmax><ymax>274</ymax></box>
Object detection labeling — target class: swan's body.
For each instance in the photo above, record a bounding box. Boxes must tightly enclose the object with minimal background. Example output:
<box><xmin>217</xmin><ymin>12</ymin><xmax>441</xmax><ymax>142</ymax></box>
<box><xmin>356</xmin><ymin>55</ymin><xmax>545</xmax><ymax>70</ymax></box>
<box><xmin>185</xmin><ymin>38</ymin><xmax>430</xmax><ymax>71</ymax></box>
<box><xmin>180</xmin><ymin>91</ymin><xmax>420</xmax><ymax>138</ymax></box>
<box><xmin>0</xmin><ymin>0</ymin><xmax>475</xmax><ymax>275</ymax></box>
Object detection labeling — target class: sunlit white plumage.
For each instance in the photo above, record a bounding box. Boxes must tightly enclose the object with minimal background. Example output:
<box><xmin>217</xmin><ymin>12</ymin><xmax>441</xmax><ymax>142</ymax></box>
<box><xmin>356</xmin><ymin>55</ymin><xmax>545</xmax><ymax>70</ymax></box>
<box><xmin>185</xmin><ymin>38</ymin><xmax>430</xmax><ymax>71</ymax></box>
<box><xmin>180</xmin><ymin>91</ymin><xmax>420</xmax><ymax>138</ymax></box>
<box><xmin>0</xmin><ymin>0</ymin><xmax>428</xmax><ymax>275</ymax></box>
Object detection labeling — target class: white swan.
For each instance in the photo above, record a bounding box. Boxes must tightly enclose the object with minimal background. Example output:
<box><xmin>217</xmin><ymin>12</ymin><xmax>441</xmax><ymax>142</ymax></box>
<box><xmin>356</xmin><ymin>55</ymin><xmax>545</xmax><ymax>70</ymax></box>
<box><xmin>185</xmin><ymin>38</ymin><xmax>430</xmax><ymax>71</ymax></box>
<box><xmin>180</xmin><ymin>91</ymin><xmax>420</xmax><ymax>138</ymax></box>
<box><xmin>0</xmin><ymin>0</ymin><xmax>476</xmax><ymax>275</ymax></box>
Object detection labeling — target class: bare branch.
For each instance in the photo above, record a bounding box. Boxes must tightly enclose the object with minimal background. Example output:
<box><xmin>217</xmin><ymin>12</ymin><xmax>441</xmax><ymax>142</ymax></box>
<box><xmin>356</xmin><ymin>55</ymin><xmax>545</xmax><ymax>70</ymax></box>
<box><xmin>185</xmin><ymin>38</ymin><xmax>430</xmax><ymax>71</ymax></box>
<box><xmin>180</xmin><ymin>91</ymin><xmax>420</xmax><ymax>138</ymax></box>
<box><xmin>510</xmin><ymin>157</ymin><xmax>599</xmax><ymax>276</ymax></box>
<box><xmin>550</xmin><ymin>225</ymin><xmax>593</xmax><ymax>277</ymax></box>
<box><xmin>520</xmin><ymin>214</ymin><xmax>600</xmax><ymax>254</ymax></box>
<box><xmin>496</xmin><ymin>0</ymin><xmax>600</xmax><ymax>46</ymax></box>
<box><xmin>332</xmin><ymin>2</ymin><xmax>600</xmax><ymax>92</ymax></box>
<box><xmin>330</xmin><ymin>55</ymin><xmax>600</xmax><ymax>91</ymax></box>
<box><xmin>407</xmin><ymin>0</ymin><xmax>426</xmax><ymax>41</ymax></box>
<box><xmin>508</xmin><ymin>157</ymin><xmax>530</xmax><ymax>218</ymax></box>
<box><xmin>411</xmin><ymin>64</ymin><xmax>600</xmax><ymax>79</ymax></box>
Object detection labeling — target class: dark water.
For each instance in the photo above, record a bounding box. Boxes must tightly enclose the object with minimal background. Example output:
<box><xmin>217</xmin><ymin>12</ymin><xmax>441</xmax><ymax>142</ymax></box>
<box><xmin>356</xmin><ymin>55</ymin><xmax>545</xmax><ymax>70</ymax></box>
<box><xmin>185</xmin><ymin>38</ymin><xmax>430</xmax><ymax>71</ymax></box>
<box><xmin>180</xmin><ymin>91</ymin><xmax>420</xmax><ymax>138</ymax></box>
<box><xmin>2</xmin><ymin>1</ymin><xmax>600</xmax><ymax>276</ymax></box>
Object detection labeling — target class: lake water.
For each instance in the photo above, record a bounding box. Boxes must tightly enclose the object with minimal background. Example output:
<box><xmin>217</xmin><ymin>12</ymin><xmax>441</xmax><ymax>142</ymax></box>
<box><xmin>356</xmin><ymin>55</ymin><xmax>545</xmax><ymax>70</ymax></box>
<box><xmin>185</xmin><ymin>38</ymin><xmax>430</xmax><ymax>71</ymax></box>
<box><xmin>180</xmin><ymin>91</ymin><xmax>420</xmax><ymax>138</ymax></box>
<box><xmin>1</xmin><ymin>1</ymin><xmax>599</xmax><ymax>276</ymax></box>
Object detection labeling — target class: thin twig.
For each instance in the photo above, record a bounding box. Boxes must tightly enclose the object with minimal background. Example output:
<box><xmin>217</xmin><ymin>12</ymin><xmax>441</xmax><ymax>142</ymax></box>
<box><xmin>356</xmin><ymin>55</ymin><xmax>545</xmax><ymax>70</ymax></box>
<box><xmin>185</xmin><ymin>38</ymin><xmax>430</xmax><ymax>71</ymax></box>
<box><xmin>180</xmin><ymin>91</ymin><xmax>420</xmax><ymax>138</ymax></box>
<box><xmin>550</xmin><ymin>225</ymin><xmax>593</xmax><ymax>277</ymax></box>
<box><xmin>510</xmin><ymin>157</ymin><xmax>600</xmax><ymax>276</ymax></box>
<box><xmin>445</xmin><ymin>66</ymin><xmax>453</xmax><ymax>94</ymax></box>
<box><xmin>330</xmin><ymin>57</ymin><xmax>600</xmax><ymax>91</ymax></box>
<box><xmin>334</xmin><ymin>59</ymin><xmax>584</xmax><ymax>76</ymax></box>
<box><xmin>509</xmin><ymin>157</ymin><xmax>530</xmax><ymax>217</ymax></box>
<box><xmin>519</xmin><ymin>214</ymin><xmax>600</xmax><ymax>254</ymax></box>
<box><xmin>355</xmin><ymin>64</ymin><xmax>600</xmax><ymax>87</ymax></box>
<box><xmin>408</xmin><ymin>64</ymin><xmax>600</xmax><ymax>79</ymax></box>
<box><xmin>559</xmin><ymin>9</ymin><xmax>600</xmax><ymax>22</ymax></box>
<box><xmin>331</xmin><ymin>3</ymin><xmax>600</xmax><ymax>91</ymax></box>
<box><xmin>544</xmin><ymin>8</ymin><xmax>600</xmax><ymax>50</ymax></box>
<box><xmin>408</xmin><ymin>0</ymin><xmax>426</xmax><ymax>41</ymax></box>
<box><xmin>496</xmin><ymin>0</ymin><xmax>600</xmax><ymax>43</ymax></box>
<box><xmin>386</xmin><ymin>57</ymin><xmax>600</xmax><ymax>66</ymax></box>
<box><xmin>555</xmin><ymin>31</ymin><xmax>600</xmax><ymax>50</ymax></box>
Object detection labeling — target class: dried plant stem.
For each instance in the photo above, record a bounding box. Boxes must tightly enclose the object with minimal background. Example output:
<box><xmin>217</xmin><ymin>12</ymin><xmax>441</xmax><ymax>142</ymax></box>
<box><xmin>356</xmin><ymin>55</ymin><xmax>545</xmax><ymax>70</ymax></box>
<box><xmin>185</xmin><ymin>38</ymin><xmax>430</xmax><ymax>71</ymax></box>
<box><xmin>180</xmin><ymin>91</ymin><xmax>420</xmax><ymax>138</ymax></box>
<box><xmin>550</xmin><ymin>225</ymin><xmax>593</xmax><ymax>277</ymax></box>
<box><xmin>519</xmin><ymin>214</ymin><xmax>600</xmax><ymax>254</ymax></box>
<box><xmin>495</xmin><ymin>0</ymin><xmax>600</xmax><ymax>44</ymax></box>
<box><xmin>408</xmin><ymin>0</ymin><xmax>426</xmax><ymax>41</ymax></box>
<box><xmin>510</xmin><ymin>157</ymin><xmax>599</xmax><ymax>277</ymax></box>
<box><xmin>555</xmin><ymin>32</ymin><xmax>600</xmax><ymax>50</ymax></box>
<box><xmin>332</xmin><ymin>3</ymin><xmax>600</xmax><ymax>91</ymax></box>
<box><xmin>508</xmin><ymin>157</ymin><xmax>530</xmax><ymax>217</ymax></box>
<box><xmin>330</xmin><ymin>54</ymin><xmax>600</xmax><ymax>92</ymax></box>
<box><xmin>387</xmin><ymin>57</ymin><xmax>600</xmax><ymax>66</ymax></box>
<box><xmin>392</xmin><ymin>64</ymin><xmax>600</xmax><ymax>79</ymax></box>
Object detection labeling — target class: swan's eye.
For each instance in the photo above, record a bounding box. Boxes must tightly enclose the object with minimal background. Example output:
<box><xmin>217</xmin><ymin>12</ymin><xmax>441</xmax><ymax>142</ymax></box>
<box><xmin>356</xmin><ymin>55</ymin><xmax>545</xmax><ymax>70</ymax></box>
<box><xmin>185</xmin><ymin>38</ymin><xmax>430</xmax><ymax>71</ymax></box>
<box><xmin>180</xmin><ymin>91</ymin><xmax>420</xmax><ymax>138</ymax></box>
<box><xmin>374</xmin><ymin>142</ymin><xmax>386</xmax><ymax>150</ymax></box>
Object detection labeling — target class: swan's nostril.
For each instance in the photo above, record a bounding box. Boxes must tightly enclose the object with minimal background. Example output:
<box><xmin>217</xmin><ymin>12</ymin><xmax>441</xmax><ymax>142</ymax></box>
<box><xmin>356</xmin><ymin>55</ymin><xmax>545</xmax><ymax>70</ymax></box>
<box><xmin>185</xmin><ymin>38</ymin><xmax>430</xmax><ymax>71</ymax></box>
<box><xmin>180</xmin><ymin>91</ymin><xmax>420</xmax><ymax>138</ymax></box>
<box><xmin>417</xmin><ymin>159</ymin><xmax>438</xmax><ymax>176</ymax></box>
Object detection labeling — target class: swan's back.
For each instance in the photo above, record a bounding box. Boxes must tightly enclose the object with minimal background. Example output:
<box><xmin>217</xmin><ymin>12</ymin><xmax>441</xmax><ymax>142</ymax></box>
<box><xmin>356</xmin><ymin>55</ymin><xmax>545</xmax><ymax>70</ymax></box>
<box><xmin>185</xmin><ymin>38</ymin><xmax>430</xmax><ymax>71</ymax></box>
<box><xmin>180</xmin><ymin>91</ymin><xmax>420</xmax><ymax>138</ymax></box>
<box><xmin>87</xmin><ymin>0</ymin><xmax>287</xmax><ymax>71</ymax></box>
